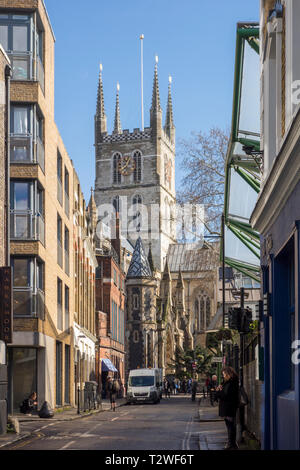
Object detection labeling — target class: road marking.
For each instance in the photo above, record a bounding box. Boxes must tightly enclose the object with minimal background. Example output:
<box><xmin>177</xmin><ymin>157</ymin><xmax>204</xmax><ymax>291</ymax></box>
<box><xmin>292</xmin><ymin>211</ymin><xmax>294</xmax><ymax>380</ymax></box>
<box><xmin>182</xmin><ymin>417</ymin><xmax>193</xmax><ymax>450</ymax></box>
<box><xmin>60</xmin><ymin>440</ymin><xmax>76</xmax><ymax>450</ymax></box>
<box><xmin>111</xmin><ymin>417</ymin><xmax>119</xmax><ymax>421</ymax></box>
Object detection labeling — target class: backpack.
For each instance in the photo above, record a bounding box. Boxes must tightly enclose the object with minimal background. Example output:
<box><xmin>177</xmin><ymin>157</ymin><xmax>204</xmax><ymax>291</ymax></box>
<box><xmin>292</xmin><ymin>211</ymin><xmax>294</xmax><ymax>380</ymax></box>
<box><xmin>38</xmin><ymin>401</ymin><xmax>54</xmax><ymax>419</ymax></box>
<box><xmin>20</xmin><ymin>399</ymin><xmax>29</xmax><ymax>414</ymax></box>
<box><xmin>112</xmin><ymin>380</ymin><xmax>120</xmax><ymax>393</ymax></box>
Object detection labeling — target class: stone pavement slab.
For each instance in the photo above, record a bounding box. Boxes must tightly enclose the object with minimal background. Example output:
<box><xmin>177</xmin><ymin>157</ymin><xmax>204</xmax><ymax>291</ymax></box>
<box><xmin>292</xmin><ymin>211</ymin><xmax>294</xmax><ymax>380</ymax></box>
<box><xmin>198</xmin><ymin>400</ymin><xmax>228</xmax><ymax>451</ymax></box>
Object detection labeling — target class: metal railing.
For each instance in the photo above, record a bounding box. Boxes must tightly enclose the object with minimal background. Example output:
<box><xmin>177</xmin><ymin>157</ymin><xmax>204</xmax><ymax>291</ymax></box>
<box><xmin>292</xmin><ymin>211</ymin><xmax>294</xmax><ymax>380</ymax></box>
<box><xmin>10</xmin><ymin>210</ymin><xmax>45</xmax><ymax>245</ymax></box>
<box><xmin>37</xmin><ymin>137</ymin><xmax>45</xmax><ymax>172</ymax></box>
<box><xmin>13</xmin><ymin>287</ymin><xmax>45</xmax><ymax>319</ymax></box>
<box><xmin>10</xmin><ymin>134</ymin><xmax>45</xmax><ymax>171</ymax></box>
<box><xmin>8</xmin><ymin>51</ymin><xmax>32</xmax><ymax>81</ymax></box>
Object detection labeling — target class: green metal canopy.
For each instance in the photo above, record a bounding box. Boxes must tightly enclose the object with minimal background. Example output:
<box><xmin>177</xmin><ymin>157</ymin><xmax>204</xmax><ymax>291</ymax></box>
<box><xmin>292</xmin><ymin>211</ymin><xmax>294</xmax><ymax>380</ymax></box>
<box><xmin>222</xmin><ymin>23</ymin><xmax>261</xmax><ymax>283</ymax></box>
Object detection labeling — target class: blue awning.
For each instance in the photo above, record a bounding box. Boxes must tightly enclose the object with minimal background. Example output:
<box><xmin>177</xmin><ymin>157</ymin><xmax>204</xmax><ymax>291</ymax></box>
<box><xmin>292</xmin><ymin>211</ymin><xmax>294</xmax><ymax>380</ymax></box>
<box><xmin>101</xmin><ymin>358</ymin><xmax>118</xmax><ymax>372</ymax></box>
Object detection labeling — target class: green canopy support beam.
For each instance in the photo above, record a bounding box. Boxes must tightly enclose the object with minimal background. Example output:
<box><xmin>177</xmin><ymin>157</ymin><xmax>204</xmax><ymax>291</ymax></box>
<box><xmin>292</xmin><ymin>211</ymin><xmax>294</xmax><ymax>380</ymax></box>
<box><xmin>227</xmin><ymin>218</ymin><xmax>260</xmax><ymax>241</ymax></box>
<box><xmin>227</xmin><ymin>224</ymin><xmax>260</xmax><ymax>259</ymax></box>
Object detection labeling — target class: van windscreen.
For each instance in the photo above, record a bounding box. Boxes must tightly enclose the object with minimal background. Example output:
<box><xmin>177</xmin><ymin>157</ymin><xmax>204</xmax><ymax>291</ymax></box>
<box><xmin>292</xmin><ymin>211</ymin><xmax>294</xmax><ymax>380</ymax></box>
<box><xmin>129</xmin><ymin>376</ymin><xmax>154</xmax><ymax>387</ymax></box>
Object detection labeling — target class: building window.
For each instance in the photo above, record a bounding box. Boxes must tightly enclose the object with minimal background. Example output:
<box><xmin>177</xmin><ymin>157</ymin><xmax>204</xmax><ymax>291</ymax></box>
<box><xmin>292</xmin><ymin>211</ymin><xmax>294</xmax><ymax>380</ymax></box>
<box><xmin>56</xmin><ymin>341</ymin><xmax>63</xmax><ymax>406</ymax></box>
<box><xmin>64</xmin><ymin>226</ymin><xmax>69</xmax><ymax>276</ymax></box>
<box><xmin>132</xmin><ymin>195</ymin><xmax>142</xmax><ymax>233</ymax></box>
<box><xmin>64</xmin><ymin>168</ymin><xmax>69</xmax><ymax>217</ymax></box>
<box><xmin>133</xmin><ymin>151</ymin><xmax>142</xmax><ymax>182</ymax></box>
<box><xmin>11</xmin><ymin>257</ymin><xmax>45</xmax><ymax>318</ymax></box>
<box><xmin>195</xmin><ymin>294</ymin><xmax>211</xmax><ymax>332</ymax></box>
<box><xmin>10</xmin><ymin>180</ymin><xmax>45</xmax><ymax>244</ymax></box>
<box><xmin>113</xmin><ymin>153</ymin><xmax>121</xmax><ymax>184</ymax></box>
<box><xmin>57</xmin><ymin>278</ymin><xmax>63</xmax><ymax>331</ymax></box>
<box><xmin>57</xmin><ymin>151</ymin><xmax>63</xmax><ymax>205</ymax></box>
<box><xmin>65</xmin><ymin>345</ymin><xmax>70</xmax><ymax>404</ymax></box>
<box><xmin>133</xmin><ymin>294</ymin><xmax>139</xmax><ymax>310</ymax></box>
<box><xmin>10</xmin><ymin>104</ymin><xmax>45</xmax><ymax>170</ymax></box>
<box><xmin>57</xmin><ymin>214</ymin><xmax>63</xmax><ymax>268</ymax></box>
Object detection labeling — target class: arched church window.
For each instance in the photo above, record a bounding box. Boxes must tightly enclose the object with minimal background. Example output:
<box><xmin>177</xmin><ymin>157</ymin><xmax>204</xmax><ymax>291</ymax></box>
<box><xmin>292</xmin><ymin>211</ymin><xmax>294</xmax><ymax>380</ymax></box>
<box><xmin>132</xmin><ymin>194</ymin><xmax>142</xmax><ymax>232</ymax></box>
<box><xmin>195</xmin><ymin>300</ymin><xmax>199</xmax><ymax>330</ymax></box>
<box><xmin>133</xmin><ymin>151</ymin><xmax>142</xmax><ymax>182</ymax></box>
<box><xmin>113</xmin><ymin>153</ymin><xmax>122</xmax><ymax>184</ymax></box>
<box><xmin>200</xmin><ymin>297</ymin><xmax>205</xmax><ymax>330</ymax></box>
<box><xmin>164</xmin><ymin>196</ymin><xmax>170</xmax><ymax>233</ymax></box>
<box><xmin>206</xmin><ymin>298</ymin><xmax>211</xmax><ymax>329</ymax></box>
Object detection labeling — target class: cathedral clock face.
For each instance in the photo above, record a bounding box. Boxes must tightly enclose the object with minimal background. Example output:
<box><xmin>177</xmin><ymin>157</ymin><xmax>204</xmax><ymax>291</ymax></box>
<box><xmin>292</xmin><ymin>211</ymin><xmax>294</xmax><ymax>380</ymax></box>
<box><xmin>118</xmin><ymin>155</ymin><xmax>136</xmax><ymax>176</ymax></box>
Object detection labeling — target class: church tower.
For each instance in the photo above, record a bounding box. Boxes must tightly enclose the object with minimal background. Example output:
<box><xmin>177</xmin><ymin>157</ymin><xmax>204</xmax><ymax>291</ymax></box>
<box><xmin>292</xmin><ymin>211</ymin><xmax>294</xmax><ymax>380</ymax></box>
<box><xmin>94</xmin><ymin>61</ymin><xmax>176</xmax><ymax>271</ymax></box>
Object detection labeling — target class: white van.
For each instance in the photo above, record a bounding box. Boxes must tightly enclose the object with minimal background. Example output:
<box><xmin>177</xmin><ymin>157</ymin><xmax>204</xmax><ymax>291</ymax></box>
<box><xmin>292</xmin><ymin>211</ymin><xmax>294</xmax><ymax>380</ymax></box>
<box><xmin>127</xmin><ymin>368</ymin><xmax>162</xmax><ymax>404</ymax></box>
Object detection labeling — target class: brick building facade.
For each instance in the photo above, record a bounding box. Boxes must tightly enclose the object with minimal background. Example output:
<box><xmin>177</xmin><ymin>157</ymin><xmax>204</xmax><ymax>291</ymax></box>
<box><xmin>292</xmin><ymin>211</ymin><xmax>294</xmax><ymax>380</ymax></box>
<box><xmin>0</xmin><ymin>44</ymin><xmax>10</xmax><ymax>433</ymax></box>
<box><xmin>95</xmin><ymin>218</ymin><xmax>126</xmax><ymax>395</ymax></box>
<box><xmin>0</xmin><ymin>0</ymin><xmax>88</xmax><ymax>412</ymax></box>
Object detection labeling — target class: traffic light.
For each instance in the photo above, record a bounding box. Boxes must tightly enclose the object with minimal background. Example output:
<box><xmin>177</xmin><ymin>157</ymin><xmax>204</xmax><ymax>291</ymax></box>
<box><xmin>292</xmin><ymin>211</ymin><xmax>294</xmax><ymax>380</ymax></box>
<box><xmin>241</xmin><ymin>307</ymin><xmax>253</xmax><ymax>333</ymax></box>
<box><xmin>228</xmin><ymin>307</ymin><xmax>242</xmax><ymax>331</ymax></box>
<box><xmin>228</xmin><ymin>307</ymin><xmax>253</xmax><ymax>333</ymax></box>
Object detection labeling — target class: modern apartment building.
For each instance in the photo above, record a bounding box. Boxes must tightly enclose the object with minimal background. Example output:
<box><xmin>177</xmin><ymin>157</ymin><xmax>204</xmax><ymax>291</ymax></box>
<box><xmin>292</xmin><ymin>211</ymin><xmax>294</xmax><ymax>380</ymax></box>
<box><xmin>0</xmin><ymin>44</ymin><xmax>10</xmax><ymax>433</ymax></box>
<box><xmin>73</xmin><ymin>177</ymin><xmax>98</xmax><ymax>403</ymax></box>
<box><xmin>0</xmin><ymin>0</ymin><xmax>77</xmax><ymax>412</ymax></box>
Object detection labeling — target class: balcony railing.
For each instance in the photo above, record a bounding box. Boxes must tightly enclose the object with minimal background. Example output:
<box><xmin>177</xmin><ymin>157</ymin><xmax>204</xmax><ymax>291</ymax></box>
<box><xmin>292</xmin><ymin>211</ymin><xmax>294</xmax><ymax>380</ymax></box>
<box><xmin>10</xmin><ymin>134</ymin><xmax>45</xmax><ymax>171</ymax></box>
<box><xmin>8</xmin><ymin>52</ymin><xmax>44</xmax><ymax>92</ymax></box>
<box><xmin>8</xmin><ymin>51</ymin><xmax>32</xmax><ymax>81</ymax></box>
<box><xmin>37</xmin><ymin>137</ymin><xmax>45</xmax><ymax>173</ymax></box>
<box><xmin>13</xmin><ymin>287</ymin><xmax>45</xmax><ymax>319</ymax></box>
<box><xmin>10</xmin><ymin>210</ymin><xmax>45</xmax><ymax>245</ymax></box>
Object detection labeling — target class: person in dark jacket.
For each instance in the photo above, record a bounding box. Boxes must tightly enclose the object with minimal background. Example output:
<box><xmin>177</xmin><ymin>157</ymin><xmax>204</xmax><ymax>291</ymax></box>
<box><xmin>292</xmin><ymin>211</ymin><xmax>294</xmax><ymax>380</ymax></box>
<box><xmin>215</xmin><ymin>366</ymin><xmax>239</xmax><ymax>450</ymax></box>
<box><xmin>20</xmin><ymin>392</ymin><xmax>37</xmax><ymax>415</ymax></box>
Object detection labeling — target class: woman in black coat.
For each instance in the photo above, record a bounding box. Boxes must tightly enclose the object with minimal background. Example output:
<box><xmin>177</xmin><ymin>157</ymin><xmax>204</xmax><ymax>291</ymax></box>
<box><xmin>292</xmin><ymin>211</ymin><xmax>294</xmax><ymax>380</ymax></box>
<box><xmin>215</xmin><ymin>366</ymin><xmax>239</xmax><ymax>450</ymax></box>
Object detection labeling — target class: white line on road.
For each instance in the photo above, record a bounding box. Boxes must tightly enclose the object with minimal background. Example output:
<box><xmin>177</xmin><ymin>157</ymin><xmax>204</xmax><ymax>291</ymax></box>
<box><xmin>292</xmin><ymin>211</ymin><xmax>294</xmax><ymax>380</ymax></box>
<box><xmin>111</xmin><ymin>417</ymin><xmax>119</xmax><ymax>421</ymax></box>
<box><xmin>60</xmin><ymin>441</ymin><xmax>76</xmax><ymax>450</ymax></box>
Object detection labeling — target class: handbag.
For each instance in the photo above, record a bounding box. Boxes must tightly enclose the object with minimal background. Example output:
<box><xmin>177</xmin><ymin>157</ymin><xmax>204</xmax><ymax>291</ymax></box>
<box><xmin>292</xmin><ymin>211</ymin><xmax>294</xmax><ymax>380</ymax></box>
<box><xmin>239</xmin><ymin>386</ymin><xmax>249</xmax><ymax>407</ymax></box>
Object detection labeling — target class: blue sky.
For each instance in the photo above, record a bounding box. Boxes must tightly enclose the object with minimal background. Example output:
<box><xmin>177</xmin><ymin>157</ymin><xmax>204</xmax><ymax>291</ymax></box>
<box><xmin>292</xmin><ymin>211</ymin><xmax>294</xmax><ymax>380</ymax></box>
<box><xmin>45</xmin><ymin>0</ymin><xmax>259</xmax><ymax>201</ymax></box>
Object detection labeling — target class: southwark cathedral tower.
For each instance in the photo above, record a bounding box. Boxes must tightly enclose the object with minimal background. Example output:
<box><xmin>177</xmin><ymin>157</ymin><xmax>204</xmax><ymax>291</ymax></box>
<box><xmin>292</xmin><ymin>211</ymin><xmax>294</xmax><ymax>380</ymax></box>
<box><xmin>94</xmin><ymin>62</ymin><xmax>176</xmax><ymax>272</ymax></box>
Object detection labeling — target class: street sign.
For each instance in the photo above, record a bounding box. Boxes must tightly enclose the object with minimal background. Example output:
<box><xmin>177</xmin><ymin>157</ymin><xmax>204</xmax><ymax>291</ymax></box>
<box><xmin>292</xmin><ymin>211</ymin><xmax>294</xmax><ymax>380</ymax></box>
<box><xmin>212</xmin><ymin>357</ymin><xmax>223</xmax><ymax>363</ymax></box>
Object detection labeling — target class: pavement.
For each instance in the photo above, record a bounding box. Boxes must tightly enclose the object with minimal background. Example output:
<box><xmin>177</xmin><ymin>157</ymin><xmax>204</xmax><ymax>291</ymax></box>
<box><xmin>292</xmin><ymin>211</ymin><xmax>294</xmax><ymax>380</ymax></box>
<box><xmin>0</xmin><ymin>398</ymin><xmax>127</xmax><ymax>449</ymax></box>
<box><xmin>197</xmin><ymin>396</ymin><xmax>228</xmax><ymax>450</ymax></box>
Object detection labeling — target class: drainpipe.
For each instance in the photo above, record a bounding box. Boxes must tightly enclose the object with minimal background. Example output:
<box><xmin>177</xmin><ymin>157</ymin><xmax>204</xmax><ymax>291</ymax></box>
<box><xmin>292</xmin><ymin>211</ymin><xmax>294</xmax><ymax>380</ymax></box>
<box><xmin>5</xmin><ymin>65</ymin><xmax>11</xmax><ymax>267</ymax></box>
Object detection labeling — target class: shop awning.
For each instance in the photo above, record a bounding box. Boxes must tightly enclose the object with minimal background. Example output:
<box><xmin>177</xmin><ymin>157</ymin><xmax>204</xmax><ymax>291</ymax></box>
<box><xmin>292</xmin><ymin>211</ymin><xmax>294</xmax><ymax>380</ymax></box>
<box><xmin>101</xmin><ymin>358</ymin><xmax>118</xmax><ymax>372</ymax></box>
<box><xmin>222</xmin><ymin>23</ymin><xmax>261</xmax><ymax>283</ymax></box>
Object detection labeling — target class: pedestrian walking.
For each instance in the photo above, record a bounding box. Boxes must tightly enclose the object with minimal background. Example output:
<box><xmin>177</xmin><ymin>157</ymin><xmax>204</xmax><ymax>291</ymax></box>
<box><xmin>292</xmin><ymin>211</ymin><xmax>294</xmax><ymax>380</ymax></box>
<box><xmin>208</xmin><ymin>374</ymin><xmax>218</xmax><ymax>406</ymax></box>
<box><xmin>106</xmin><ymin>376</ymin><xmax>120</xmax><ymax>411</ymax></box>
<box><xmin>191</xmin><ymin>379</ymin><xmax>198</xmax><ymax>401</ymax></box>
<box><xmin>215</xmin><ymin>366</ymin><xmax>239</xmax><ymax>450</ymax></box>
<box><xmin>163</xmin><ymin>378</ymin><xmax>171</xmax><ymax>399</ymax></box>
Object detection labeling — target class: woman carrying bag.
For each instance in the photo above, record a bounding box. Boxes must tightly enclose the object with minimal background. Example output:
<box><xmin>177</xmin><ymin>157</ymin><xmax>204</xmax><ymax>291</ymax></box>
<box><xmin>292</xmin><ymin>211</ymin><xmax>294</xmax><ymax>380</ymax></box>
<box><xmin>215</xmin><ymin>366</ymin><xmax>240</xmax><ymax>450</ymax></box>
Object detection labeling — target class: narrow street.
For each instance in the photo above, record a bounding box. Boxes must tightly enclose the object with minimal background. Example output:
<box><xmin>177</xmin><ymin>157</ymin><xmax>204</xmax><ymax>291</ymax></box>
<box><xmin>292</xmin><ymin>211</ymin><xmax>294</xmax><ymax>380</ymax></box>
<box><xmin>3</xmin><ymin>396</ymin><xmax>202</xmax><ymax>451</ymax></box>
